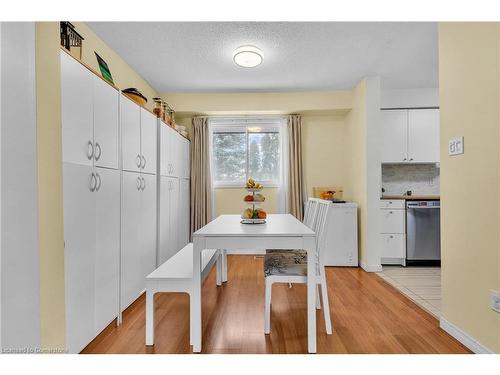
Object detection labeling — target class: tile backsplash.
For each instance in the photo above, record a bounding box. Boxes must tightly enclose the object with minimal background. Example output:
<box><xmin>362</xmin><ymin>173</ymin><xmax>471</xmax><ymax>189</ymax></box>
<box><xmin>381</xmin><ymin>164</ymin><xmax>440</xmax><ymax>195</ymax></box>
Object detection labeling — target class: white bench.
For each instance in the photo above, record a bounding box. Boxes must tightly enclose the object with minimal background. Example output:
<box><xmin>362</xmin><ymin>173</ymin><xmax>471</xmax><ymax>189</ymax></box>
<box><xmin>145</xmin><ymin>243</ymin><xmax>223</xmax><ymax>346</ymax></box>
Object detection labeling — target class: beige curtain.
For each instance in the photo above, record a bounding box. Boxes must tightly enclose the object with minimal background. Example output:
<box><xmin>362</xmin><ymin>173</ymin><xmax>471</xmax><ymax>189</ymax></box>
<box><xmin>288</xmin><ymin>115</ymin><xmax>305</xmax><ymax>220</ymax></box>
<box><xmin>190</xmin><ymin>117</ymin><xmax>212</xmax><ymax>238</ymax></box>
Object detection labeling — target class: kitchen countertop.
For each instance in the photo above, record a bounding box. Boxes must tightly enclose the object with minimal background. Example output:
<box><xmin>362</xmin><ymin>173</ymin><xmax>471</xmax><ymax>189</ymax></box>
<box><xmin>381</xmin><ymin>194</ymin><xmax>440</xmax><ymax>200</ymax></box>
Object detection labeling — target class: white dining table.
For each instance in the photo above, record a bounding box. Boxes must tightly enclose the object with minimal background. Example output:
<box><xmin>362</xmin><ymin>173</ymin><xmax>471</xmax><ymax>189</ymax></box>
<box><xmin>191</xmin><ymin>214</ymin><xmax>317</xmax><ymax>353</ymax></box>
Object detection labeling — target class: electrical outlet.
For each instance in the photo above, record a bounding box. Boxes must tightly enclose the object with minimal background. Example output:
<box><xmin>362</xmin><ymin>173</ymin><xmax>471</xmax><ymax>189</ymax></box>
<box><xmin>490</xmin><ymin>290</ymin><xmax>500</xmax><ymax>313</ymax></box>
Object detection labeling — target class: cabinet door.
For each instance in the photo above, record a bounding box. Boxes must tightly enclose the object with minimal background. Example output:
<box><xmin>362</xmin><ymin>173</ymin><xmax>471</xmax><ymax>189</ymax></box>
<box><xmin>121</xmin><ymin>96</ymin><xmax>141</xmax><ymax>173</ymax></box>
<box><xmin>94</xmin><ymin>167</ymin><xmax>120</xmax><ymax>334</ymax></box>
<box><xmin>120</xmin><ymin>171</ymin><xmax>143</xmax><ymax>310</ymax></box>
<box><xmin>169</xmin><ymin>177</ymin><xmax>180</xmax><ymax>253</ymax></box>
<box><xmin>140</xmin><ymin>173</ymin><xmax>157</xmax><ymax>277</ymax></box>
<box><xmin>160</xmin><ymin>125</ymin><xmax>170</xmax><ymax>176</ymax></box>
<box><xmin>380</xmin><ymin>233</ymin><xmax>406</xmax><ymax>259</ymax></box>
<box><xmin>380</xmin><ymin>110</ymin><xmax>408</xmax><ymax>163</ymax></box>
<box><xmin>93</xmin><ymin>77</ymin><xmax>119</xmax><ymax>169</ymax></box>
<box><xmin>168</xmin><ymin>130</ymin><xmax>180</xmax><ymax>177</ymax></box>
<box><xmin>159</xmin><ymin>176</ymin><xmax>172</xmax><ymax>264</ymax></box>
<box><xmin>182</xmin><ymin>139</ymin><xmax>191</xmax><ymax>179</ymax></box>
<box><xmin>408</xmin><ymin>109</ymin><xmax>440</xmax><ymax>163</ymax></box>
<box><xmin>63</xmin><ymin>163</ymin><xmax>96</xmax><ymax>353</ymax></box>
<box><xmin>140</xmin><ymin>109</ymin><xmax>157</xmax><ymax>175</ymax></box>
<box><xmin>179</xmin><ymin>178</ymin><xmax>191</xmax><ymax>247</ymax></box>
<box><xmin>61</xmin><ymin>52</ymin><xmax>94</xmax><ymax>166</ymax></box>
<box><xmin>322</xmin><ymin>207</ymin><xmax>358</xmax><ymax>266</ymax></box>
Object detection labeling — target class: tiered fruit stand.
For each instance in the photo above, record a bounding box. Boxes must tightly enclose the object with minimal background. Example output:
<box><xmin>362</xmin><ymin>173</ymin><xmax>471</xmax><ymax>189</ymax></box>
<box><xmin>241</xmin><ymin>181</ymin><xmax>267</xmax><ymax>224</ymax></box>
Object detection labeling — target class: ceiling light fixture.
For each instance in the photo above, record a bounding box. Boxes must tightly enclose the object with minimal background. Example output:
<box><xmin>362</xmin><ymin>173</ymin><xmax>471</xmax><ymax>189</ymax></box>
<box><xmin>232</xmin><ymin>45</ymin><xmax>264</xmax><ymax>68</ymax></box>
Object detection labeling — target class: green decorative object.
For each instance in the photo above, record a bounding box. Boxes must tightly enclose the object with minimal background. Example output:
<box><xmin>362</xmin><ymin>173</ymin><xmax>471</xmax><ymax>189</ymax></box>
<box><xmin>95</xmin><ymin>52</ymin><xmax>114</xmax><ymax>85</ymax></box>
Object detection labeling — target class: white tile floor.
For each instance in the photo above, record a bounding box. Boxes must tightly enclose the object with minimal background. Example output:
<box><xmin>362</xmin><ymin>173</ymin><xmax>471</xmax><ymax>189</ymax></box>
<box><xmin>376</xmin><ymin>266</ymin><xmax>441</xmax><ymax>318</ymax></box>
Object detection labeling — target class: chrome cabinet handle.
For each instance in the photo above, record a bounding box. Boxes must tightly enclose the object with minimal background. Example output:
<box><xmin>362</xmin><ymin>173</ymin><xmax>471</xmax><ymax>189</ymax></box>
<box><xmin>89</xmin><ymin>172</ymin><xmax>97</xmax><ymax>192</ymax></box>
<box><xmin>95</xmin><ymin>172</ymin><xmax>102</xmax><ymax>191</ymax></box>
<box><xmin>409</xmin><ymin>158</ymin><xmax>414</xmax><ymax>161</ymax></box>
<box><xmin>141</xmin><ymin>177</ymin><xmax>146</xmax><ymax>191</ymax></box>
<box><xmin>142</xmin><ymin>155</ymin><xmax>146</xmax><ymax>169</ymax></box>
<box><xmin>87</xmin><ymin>141</ymin><xmax>94</xmax><ymax>160</ymax></box>
<box><xmin>94</xmin><ymin>142</ymin><xmax>102</xmax><ymax>161</ymax></box>
<box><xmin>136</xmin><ymin>154</ymin><xmax>141</xmax><ymax>168</ymax></box>
<box><xmin>403</xmin><ymin>157</ymin><xmax>407</xmax><ymax>161</ymax></box>
<box><xmin>136</xmin><ymin>176</ymin><xmax>141</xmax><ymax>190</ymax></box>
<box><xmin>389</xmin><ymin>211</ymin><xmax>393</xmax><ymax>214</ymax></box>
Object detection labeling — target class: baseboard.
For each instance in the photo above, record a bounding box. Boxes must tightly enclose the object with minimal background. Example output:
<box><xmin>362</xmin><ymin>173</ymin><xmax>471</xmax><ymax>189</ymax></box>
<box><xmin>360</xmin><ymin>261</ymin><xmax>383</xmax><ymax>272</ymax></box>
<box><xmin>439</xmin><ymin>316</ymin><xmax>494</xmax><ymax>354</ymax></box>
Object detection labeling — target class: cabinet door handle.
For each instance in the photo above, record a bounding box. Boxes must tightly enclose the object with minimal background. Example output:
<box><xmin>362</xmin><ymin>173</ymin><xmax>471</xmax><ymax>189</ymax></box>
<box><xmin>95</xmin><ymin>172</ymin><xmax>102</xmax><ymax>191</ymax></box>
<box><xmin>409</xmin><ymin>158</ymin><xmax>414</xmax><ymax>161</ymax></box>
<box><xmin>136</xmin><ymin>154</ymin><xmax>141</xmax><ymax>168</ymax></box>
<box><xmin>87</xmin><ymin>141</ymin><xmax>94</xmax><ymax>160</ymax></box>
<box><xmin>142</xmin><ymin>155</ymin><xmax>146</xmax><ymax>169</ymax></box>
<box><xmin>403</xmin><ymin>157</ymin><xmax>407</xmax><ymax>161</ymax></box>
<box><xmin>389</xmin><ymin>211</ymin><xmax>393</xmax><ymax>214</ymax></box>
<box><xmin>137</xmin><ymin>176</ymin><xmax>142</xmax><ymax>190</ymax></box>
<box><xmin>89</xmin><ymin>172</ymin><xmax>97</xmax><ymax>192</ymax></box>
<box><xmin>141</xmin><ymin>177</ymin><xmax>146</xmax><ymax>191</ymax></box>
<box><xmin>94</xmin><ymin>142</ymin><xmax>102</xmax><ymax>161</ymax></box>
<box><xmin>389</xmin><ymin>235</ymin><xmax>394</xmax><ymax>239</ymax></box>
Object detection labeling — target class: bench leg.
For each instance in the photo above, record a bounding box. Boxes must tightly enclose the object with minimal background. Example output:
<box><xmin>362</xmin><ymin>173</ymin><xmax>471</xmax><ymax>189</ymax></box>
<box><xmin>145</xmin><ymin>289</ymin><xmax>155</xmax><ymax>346</ymax></box>
<box><xmin>216</xmin><ymin>251</ymin><xmax>222</xmax><ymax>286</ymax></box>
<box><xmin>264</xmin><ymin>278</ymin><xmax>272</xmax><ymax>334</ymax></box>
<box><xmin>222</xmin><ymin>249</ymin><xmax>228</xmax><ymax>283</ymax></box>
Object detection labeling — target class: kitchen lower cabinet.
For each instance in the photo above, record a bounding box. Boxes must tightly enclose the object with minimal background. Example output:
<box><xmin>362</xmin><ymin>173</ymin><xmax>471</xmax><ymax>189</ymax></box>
<box><xmin>121</xmin><ymin>171</ymin><xmax>157</xmax><ymax>311</ymax></box>
<box><xmin>379</xmin><ymin>199</ymin><xmax>406</xmax><ymax>265</ymax></box>
<box><xmin>63</xmin><ymin>163</ymin><xmax>120</xmax><ymax>353</ymax></box>
<box><xmin>159</xmin><ymin>176</ymin><xmax>179</xmax><ymax>264</ymax></box>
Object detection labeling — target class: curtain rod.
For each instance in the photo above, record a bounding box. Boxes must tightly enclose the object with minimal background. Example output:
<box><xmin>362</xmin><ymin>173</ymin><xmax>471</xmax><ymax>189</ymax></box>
<box><xmin>192</xmin><ymin>114</ymin><xmax>299</xmax><ymax>119</ymax></box>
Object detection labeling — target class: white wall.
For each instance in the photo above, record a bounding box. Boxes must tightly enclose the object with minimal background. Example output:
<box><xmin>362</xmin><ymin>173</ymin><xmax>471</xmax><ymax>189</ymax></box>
<box><xmin>381</xmin><ymin>88</ymin><xmax>439</xmax><ymax>108</ymax></box>
<box><xmin>0</xmin><ymin>22</ymin><xmax>40</xmax><ymax>351</ymax></box>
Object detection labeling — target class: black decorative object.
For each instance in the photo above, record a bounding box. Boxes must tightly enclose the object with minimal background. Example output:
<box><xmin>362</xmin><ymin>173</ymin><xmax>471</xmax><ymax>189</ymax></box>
<box><xmin>60</xmin><ymin>22</ymin><xmax>84</xmax><ymax>58</ymax></box>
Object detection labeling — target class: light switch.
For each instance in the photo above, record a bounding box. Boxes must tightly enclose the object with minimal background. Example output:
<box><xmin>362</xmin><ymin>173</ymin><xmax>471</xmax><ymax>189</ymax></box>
<box><xmin>448</xmin><ymin>136</ymin><xmax>464</xmax><ymax>156</ymax></box>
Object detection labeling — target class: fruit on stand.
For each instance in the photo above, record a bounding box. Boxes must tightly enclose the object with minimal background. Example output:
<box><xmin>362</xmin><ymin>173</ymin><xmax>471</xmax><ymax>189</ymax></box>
<box><xmin>254</xmin><ymin>193</ymin><xmax>265</xmax><ymax>202</ymax></box>
<box><xmin>244</xmin><ymin>194</ymin><xmax>254</xmax><ymax>202</ymax></box>
<box><xmin>243</xmin><ymin>208</ymin><xmax>254</xmax><ymax>219</ymax></box>
<box><xmin>242</xmin><ymin>208</ymin><xmax>267</xmax><ymax>219</ymax></box>
<box><xmin>246</xmin><ymin>178</ymin><xmax>263</xmax><ymax>189</ymax></box>
<box><xmin>258</xmin><ymin>209</ymin><xmax>267</xmax><ymax>219</ymax></box>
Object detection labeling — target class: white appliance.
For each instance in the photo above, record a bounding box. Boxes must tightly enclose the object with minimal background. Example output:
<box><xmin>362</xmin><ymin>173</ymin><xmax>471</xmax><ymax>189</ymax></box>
<box><xmin>322</xmin><ymin>202</ymin><xmax>359</xmax><ymax>266</ymax></box>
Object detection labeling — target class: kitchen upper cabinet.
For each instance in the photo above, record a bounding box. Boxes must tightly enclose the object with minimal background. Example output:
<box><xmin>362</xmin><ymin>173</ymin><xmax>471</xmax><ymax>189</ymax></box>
<box><xmin>61</xmin><ymin>51</ymin><xmax>94</xmax><ymax>166</ymax></box>
<box><xmin>140</xmin><ymin>108</ymin><xmax>157</xmax><ymax>175</ymax></box>
<box><xmin>93</xmin><ymin>76</ymin><xmax>119</xmax><ymax>169</ymax></box>
<box><xmin>121</xmin><ymin>171</ymin><xmax>157</xmax><ymax>311</ymax></box>
<box><xmin>180</xmin><ymin>138</ymin><xmax>191</xmax><ymax>179</ymax></box>
<box><xmin>408</xmin><ymin>109</ymin><xmax>440</xmax><ymax>163</ymax></box>
<box><xmin>121</xmin><ymin>96</ymin><xmax>142</xmax><ymax>173</ymax></box>
<box><xmin>160</xmin><ymin>124</ymin><xmax>190</xmax><ymax>178</ymax></box>
<box><xmin>380</xmin><ymin>110</ymin><xmax>408</xmax><ymax>163</ymax></box>
<box><xmin>380</xmin><ymin>108</ymin><xmax>440</xmax><ymax>163</ymax></box>
<box><xmin>94</xmin><ymin>167</ymin><xmax>120</xmax><ymax>334</ymax></box>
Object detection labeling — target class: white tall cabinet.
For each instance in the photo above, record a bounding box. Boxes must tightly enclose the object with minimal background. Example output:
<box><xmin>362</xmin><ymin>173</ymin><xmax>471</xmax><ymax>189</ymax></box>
<box><xmin>61</xmin><ymin>51</ymin><xmax>120</xmax><ymax>353</ymax></box>
<box><xmin>158</xmin><ymin>123</ymin><xmax>191</xmax><ymax>265</ymax></box>
<box><xmin>60</xmin><ymin>50</ymin><xmax>191</xmax><ymax>353</ymax></box>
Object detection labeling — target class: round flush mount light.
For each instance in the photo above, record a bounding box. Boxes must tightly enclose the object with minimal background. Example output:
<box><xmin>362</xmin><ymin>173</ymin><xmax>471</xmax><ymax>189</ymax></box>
<box><xmin>232</xmin><ymin>45</ymin><xmax>264</xmax><ymax>68</ymax></box>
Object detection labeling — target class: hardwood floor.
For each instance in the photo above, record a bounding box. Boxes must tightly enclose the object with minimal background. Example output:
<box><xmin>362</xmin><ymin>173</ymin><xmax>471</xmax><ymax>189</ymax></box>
<box><xmin>82</xmin><ymin>255</ymin><xmax>470</xmax><ymax>354</ymax></box>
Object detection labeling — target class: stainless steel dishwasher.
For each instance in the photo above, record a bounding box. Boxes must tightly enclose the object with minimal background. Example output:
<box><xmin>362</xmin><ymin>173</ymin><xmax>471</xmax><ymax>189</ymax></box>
<box><xmin>406</xmin><ymin>200</ymin><xmax>441</xmax><ymax>266</ymax></box>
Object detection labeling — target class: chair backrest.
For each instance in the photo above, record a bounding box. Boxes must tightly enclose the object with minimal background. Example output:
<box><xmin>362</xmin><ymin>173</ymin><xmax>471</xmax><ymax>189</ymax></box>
<box><xmin>303</xmin><ymin>198</ymin><xmax>319</xmax><ymax>229</ymax></box>
<box><xmin>311</xmin><ymin>199</ymin><xmax>331</xmax><ymax>266</ymax></box>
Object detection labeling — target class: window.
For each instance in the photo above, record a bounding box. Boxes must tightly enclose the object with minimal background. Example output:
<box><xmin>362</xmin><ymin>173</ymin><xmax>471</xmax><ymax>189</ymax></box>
<box><xmin>210</xmin><ymin>119</ymin><xmax>284</xmax><ymax>187</ymax></box>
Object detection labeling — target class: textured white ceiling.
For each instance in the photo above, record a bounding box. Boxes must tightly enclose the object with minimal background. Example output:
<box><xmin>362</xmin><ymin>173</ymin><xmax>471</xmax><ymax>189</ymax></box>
<box><xmin>87</xmin><ymin>22</ymin><xmax>438</xmax><ymax>93</ymax></box>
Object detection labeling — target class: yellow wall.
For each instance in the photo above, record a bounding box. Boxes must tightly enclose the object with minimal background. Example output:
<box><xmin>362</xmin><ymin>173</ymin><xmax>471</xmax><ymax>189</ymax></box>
<box><xmin>35</xmin><ymin>22</ymin><xmax>66</xmax><ymax>350</ymax></box>
<box><xmin>69</xmin><ymin>22</ymin><xmax>159</xmax><ymax>111</ymax></box>
<box><xmin>302</xmin><ymin>115</ymin><xmax>347</xmax><ymax>197</ymax></box>
<box><xmin>343</xmin><ymin>80</ymin><xmax>368</xmax><ymax>264</ymax></box>
<box><xmin>439</xmin><ymin>22</ymin><xmax>500</xmax><ymax>353</ymax></box>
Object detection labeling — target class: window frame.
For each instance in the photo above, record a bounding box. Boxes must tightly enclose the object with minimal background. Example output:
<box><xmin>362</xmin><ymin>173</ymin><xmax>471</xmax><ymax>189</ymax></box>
<box><xmin>210</xmin><ymin>118</ymin><xmax>285</xmax><ymax>188</ymax></box>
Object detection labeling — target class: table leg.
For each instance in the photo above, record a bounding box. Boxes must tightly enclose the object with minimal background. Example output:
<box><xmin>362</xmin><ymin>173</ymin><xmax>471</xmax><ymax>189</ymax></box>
<box><xmin>305</xmin><ymin>236</ymin><xmax>317</xmax><ymax>353</ymax></box>
<box><xmin>191</xmin><ymin>237</ymin><xmax>203</xmax><ymax>353</ymax></box>
<box><xmin>145</xmin><ymin>287</ymin><xmax>155</xmax><ymax>346</ymax></box>
<box><xmin>222</xmin><ymin>249</ymin><xmax>228</xmax><ymax>282</ymax></box>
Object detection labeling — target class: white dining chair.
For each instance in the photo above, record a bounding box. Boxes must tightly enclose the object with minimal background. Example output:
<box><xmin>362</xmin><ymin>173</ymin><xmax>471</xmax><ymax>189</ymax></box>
<box><xmin>263</xmin><ymin>198</ymin><xmax>333</xmax><ymax>335</ymax></box>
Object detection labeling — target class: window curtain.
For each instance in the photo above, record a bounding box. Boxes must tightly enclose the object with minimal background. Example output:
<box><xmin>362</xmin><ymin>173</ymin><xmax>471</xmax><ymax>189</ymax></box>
<box><xmin>190</xmin><ymin>117</ymin><xmax>213</xmax><ymax>237</ymax></box>
<box><xmin>287</xmin><ymin>115</ymin><xmax>305</xmax><ymax>220</ymax></box>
